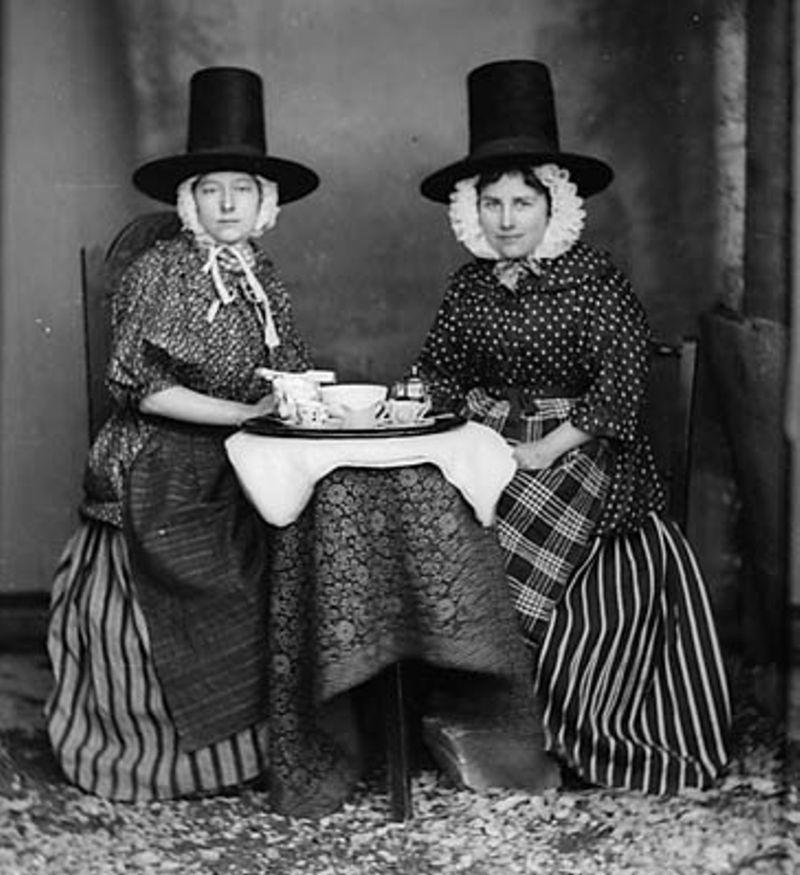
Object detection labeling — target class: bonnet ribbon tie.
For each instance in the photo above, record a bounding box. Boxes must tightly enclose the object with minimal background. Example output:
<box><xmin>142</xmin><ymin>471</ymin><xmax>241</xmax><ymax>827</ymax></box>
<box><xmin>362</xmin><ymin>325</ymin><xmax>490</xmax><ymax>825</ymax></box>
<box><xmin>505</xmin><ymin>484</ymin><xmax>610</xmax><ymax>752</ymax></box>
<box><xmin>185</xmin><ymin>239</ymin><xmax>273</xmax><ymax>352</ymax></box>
<box><xmin>203</xmin><ymin>244</ymin><xmax>281</xmax><ymax>350</ymax></box>
<box><xmin>493</xmin><ymin>256</ymin><xmax>542</xmax><ymax>291</ymax></box>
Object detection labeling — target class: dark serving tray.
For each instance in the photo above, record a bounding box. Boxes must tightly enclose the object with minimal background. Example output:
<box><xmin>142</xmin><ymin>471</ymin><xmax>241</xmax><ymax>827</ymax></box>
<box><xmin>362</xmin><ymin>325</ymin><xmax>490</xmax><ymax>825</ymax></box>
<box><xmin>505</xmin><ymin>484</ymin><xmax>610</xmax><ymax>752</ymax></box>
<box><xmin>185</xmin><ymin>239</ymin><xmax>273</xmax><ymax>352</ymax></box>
<box><xmin>241</xmin><ymin>413</ymin><xmax>465</xmax><ymax>439</ymax></box>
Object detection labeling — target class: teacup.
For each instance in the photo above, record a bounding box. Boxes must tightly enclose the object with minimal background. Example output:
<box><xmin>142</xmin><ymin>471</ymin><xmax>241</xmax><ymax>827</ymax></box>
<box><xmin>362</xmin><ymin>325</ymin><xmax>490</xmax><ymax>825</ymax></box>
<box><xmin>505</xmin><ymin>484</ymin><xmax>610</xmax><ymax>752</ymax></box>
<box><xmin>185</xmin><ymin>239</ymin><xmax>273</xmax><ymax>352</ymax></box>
<box><xmin>381</xmin><ymin>398</ymin><xmax>431</xmax><ymax>425</ymax></box>
<box><xmin>320</xmin><ymin>383</ymin><xmax>388</xmax><ymax>429</ymax></box>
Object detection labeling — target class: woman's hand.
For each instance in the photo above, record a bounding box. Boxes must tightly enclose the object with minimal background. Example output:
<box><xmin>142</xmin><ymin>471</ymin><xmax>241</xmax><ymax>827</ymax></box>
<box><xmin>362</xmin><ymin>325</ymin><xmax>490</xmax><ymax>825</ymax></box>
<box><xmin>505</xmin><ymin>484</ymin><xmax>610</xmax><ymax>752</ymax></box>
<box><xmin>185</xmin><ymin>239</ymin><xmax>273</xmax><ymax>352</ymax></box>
<box><xmin>139</xmin><ymin>386</ymin><xmax>277</xmax><ymax>427</ymax></box>
<box><xmin>512</xmin><ymin>440</ymin><xmax>561</xmax><ymax>471</ymax></box>
<box><xmin>247</xmin><ymin>392</ymin><xmax>278</xmax><ymax>420</ymax></box>
<box><xmin>511</xmin><ymin>421</ymin><xmax>594</xmax><ymax>471</ymax></box>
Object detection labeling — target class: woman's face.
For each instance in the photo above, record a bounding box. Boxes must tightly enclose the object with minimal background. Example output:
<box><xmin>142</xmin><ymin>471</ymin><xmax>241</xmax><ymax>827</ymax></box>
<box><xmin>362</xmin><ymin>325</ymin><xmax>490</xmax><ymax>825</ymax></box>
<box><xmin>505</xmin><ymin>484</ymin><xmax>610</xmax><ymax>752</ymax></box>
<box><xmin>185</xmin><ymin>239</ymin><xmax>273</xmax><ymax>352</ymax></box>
<box><xmin>477</xmin><ymin>172</ymin><xmax>549</xmax><ymax>259</ymax></box>
<box><xmin>193</xmin><ymin>172</ymin><xmax>261</xmax><ymax>245</ymax></box>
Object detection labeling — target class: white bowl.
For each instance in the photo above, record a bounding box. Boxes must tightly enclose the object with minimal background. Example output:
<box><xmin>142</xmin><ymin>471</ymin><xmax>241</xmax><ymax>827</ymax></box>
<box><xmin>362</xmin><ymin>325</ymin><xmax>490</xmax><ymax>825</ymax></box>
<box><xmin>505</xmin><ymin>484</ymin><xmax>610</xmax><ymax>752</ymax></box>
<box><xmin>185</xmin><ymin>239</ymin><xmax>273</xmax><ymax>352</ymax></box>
<box><xmin>320</xmin><ymin>383</ymin><xmax>387</xmax><ymax>411</ymax></box>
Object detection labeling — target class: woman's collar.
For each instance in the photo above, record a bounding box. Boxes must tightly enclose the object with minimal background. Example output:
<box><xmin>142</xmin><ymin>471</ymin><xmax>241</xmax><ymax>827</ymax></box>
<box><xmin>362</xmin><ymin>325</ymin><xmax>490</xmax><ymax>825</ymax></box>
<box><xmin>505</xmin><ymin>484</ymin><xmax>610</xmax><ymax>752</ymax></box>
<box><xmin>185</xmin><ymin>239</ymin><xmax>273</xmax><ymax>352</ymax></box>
<box><xmin>473</xmin><ymin>241</ymin><xmax>609</xmax><ymax>292</ymax></box>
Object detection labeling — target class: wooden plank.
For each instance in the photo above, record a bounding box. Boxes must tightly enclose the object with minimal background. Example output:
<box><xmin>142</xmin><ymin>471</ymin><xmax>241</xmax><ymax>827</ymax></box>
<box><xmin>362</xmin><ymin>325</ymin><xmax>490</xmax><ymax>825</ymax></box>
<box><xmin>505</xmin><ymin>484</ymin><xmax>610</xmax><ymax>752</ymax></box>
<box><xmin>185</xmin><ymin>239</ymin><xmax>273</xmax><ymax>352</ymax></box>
<box><xmin>787</xmin><ymin>0</ymin><xmax>800</xmax><ymax>742</ymax></box>
<box><xmin>702</xmin><ymin>312</ymin><xmax>787</xmax><ymax>679</ymax></box>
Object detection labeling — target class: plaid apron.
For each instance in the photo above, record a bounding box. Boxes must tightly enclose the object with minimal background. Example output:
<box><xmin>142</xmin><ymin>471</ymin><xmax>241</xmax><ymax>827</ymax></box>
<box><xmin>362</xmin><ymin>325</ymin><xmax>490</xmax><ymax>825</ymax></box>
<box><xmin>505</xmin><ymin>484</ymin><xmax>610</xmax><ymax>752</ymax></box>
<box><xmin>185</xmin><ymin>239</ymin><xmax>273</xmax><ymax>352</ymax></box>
<box><xmin>463</xmin><ymin>389</ymin><xmax>613</xmax><ymax>645</ymax></box>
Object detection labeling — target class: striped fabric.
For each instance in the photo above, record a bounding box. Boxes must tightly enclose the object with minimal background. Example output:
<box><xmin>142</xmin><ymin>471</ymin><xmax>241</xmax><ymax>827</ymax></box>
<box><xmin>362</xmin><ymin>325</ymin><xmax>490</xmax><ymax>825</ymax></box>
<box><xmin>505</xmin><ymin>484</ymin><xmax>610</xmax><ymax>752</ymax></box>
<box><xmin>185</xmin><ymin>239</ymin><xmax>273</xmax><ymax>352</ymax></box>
<box><xmin>45</xmin><ymin>521</ymin><xmax>269</xmax><ymax>801</ymax></box>
<box><xmin>536</xmin><ymin>512</ymin><xmax>731</xmax><ymax>793</ymax></box>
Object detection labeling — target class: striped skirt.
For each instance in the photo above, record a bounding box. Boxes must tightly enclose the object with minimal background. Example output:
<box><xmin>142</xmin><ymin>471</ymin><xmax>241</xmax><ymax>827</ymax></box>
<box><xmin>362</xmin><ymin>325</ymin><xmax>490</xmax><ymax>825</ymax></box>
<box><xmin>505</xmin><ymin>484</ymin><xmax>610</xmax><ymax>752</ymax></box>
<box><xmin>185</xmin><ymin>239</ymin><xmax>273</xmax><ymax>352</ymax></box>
<box><xmin>535</xmin><ymin>512</ymin><xmax>731</xmax><ymax>793</ymax></box>
<box><xmin>485</xmin><ymin>395</ymin><xmax>730</xmax><ymax>793</ymax></box>
<box><xmin>45</xmin><ymin>520</ymin><xmax>269</xmax><ymax>801</ymax></box>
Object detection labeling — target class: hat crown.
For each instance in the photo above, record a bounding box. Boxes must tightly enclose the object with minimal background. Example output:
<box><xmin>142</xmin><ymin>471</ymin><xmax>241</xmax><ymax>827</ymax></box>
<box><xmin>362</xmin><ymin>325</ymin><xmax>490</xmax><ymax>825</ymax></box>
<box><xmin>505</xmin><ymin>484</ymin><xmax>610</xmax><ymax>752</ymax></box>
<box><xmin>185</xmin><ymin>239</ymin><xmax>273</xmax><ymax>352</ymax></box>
<box><xmin>467</xmin><ymin>60</ymin><xmax>560</xmax><ymax>158</ymax></box>
<box><xmin>419</xmin><ymin>58</ymin><xmax>612</xmax><ymax>203</ymax></box>
<box><xmin>187</xmin><ymin>67</ymin><xmax>266</xmax><ymax>156</ymax></box>
<box><xmin>132</xmin><ymin>65</ymin><xmax>319</xmax><ymax>204</ymax></box>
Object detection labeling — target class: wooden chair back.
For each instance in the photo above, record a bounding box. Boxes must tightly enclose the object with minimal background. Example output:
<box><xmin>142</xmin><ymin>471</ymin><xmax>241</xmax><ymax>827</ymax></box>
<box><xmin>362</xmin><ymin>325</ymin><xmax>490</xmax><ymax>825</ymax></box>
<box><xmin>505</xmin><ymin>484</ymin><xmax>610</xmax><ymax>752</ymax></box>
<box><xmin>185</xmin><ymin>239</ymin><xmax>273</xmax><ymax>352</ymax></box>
<box><xmin>81</xmin><ymin>211</ymin><xmax>181</xmax><ymax>441</ymax></box>
<box><xmin>644</xmin><ymin>338</ymin><xmax>698</xmax><ymax>529</ymax></box>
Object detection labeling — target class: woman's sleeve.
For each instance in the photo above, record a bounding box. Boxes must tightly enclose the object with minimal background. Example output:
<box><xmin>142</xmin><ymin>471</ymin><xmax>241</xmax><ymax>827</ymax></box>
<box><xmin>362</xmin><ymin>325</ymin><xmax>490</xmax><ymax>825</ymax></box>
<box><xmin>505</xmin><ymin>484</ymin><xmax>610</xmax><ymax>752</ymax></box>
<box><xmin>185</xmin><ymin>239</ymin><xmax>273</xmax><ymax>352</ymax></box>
<box><xmin>569</xmin><ymin>266</ymin><xmax>652</xmax><ymax>444</ymax></box>
<box><xmin>415</xmin><ymin>277</ymin><xmax>474</xmax><ymax>411</ymax></box>
<box><xmin>106</xmin><ymin>256</ymin><xmax>190</xmax><ymax>408</ymax></box>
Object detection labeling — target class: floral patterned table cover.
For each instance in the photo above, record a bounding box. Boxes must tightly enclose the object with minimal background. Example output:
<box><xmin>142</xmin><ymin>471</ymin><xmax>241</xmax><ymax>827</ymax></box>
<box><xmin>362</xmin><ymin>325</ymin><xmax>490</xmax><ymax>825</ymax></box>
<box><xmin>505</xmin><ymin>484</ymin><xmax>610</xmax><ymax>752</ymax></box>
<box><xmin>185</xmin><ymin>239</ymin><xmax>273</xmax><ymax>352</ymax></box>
<box><xmin>265</xmin><ymin>463</ymin><xmax>538</xmax><ymax>816</ymax></box>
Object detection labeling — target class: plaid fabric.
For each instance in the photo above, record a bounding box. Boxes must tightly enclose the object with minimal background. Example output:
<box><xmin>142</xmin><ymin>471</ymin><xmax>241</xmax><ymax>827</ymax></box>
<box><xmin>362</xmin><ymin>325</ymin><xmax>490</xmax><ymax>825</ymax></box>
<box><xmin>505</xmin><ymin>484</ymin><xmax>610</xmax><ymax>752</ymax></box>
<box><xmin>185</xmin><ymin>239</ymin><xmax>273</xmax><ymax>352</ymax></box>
<box><xmin>462</xmin><ymin>387</ymin><xmax>511</xmax><ymax>433</ymax></box>
<box><xmin>494</xmin><ymin>398</ymin><xmax>613</xmax><ymax>646</ymax></box>
<box><xmin>462</xmin><ymin>389</ymin><xmax>577</xmax><ymax>444</ymax></box>
<box><xmin>516</xmin><ymin>398</ymin><xmax>575</xmax><ymax>444</ymax></box>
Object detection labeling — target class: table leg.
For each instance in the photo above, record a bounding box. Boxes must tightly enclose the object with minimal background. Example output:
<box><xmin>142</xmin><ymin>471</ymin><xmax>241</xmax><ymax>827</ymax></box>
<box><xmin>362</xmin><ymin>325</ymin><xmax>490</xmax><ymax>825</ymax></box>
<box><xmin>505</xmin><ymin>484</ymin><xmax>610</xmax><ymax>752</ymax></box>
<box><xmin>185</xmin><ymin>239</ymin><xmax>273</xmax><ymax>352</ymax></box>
<box><xmin>383</xmin><ymin>661</ymin><xmax>413</xmax><ymax>820</ymax></box>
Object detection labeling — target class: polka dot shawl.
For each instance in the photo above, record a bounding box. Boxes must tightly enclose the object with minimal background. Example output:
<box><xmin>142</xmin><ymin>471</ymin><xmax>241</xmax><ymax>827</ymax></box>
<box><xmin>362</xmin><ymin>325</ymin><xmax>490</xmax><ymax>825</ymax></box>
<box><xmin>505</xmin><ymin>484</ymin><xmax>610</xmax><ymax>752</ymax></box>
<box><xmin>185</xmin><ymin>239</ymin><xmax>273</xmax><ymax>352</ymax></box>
<box><xmin>416</xmin><ymin>241</ymin><xmax>665</xmax><ymax>533</ymax></box>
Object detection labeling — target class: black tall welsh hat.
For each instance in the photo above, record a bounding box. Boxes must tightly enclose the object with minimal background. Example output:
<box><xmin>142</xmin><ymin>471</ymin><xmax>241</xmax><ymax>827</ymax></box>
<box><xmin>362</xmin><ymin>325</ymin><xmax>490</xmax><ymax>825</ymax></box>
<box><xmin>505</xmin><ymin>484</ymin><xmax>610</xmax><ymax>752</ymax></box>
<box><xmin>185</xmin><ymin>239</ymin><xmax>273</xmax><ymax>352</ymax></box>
<box><xmin>420</xmin><ymin>60</ymin><xmax>613</xmax><ymax>203</ymax></box>
<box><xmin>133</xmin><ymin>66</ymin><xmax>319</xmax><ymax>205</ymax></box>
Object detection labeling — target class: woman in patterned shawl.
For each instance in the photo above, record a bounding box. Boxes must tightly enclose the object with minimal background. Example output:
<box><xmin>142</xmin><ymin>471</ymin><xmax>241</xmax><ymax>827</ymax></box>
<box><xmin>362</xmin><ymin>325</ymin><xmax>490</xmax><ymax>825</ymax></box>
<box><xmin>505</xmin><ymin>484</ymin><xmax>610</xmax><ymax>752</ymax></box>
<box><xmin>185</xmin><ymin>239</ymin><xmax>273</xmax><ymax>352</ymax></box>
<box><xmin>415</xmin><ymin>60</ymin><xmax>731</xmax><ymax>793</ymax></box>
<box><xmin>46</xmin><ymin>67</ymin><xmax>319</xmax><ymax>801</ymax></box>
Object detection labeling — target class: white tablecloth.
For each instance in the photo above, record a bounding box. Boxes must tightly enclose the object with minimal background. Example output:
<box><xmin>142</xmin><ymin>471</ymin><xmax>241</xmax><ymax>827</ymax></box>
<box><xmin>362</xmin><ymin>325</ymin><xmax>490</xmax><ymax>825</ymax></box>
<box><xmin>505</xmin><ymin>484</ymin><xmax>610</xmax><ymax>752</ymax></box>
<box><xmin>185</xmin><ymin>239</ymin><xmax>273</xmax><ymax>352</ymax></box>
<box><xmin>225</xmin><ymin>421</ymin><xmax>516</xmax><ymax>528</ymax></box>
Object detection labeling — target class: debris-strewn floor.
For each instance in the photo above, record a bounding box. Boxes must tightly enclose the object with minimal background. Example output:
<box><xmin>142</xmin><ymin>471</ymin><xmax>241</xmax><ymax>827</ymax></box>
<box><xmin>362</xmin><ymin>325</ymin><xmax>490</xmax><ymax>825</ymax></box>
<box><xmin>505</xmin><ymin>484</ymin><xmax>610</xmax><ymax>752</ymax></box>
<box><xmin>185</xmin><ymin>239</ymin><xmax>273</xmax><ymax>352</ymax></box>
<box><xmin>0</xmin><ymin>652</ymin><xmax>797</xmax><ymax>875</ymax></box>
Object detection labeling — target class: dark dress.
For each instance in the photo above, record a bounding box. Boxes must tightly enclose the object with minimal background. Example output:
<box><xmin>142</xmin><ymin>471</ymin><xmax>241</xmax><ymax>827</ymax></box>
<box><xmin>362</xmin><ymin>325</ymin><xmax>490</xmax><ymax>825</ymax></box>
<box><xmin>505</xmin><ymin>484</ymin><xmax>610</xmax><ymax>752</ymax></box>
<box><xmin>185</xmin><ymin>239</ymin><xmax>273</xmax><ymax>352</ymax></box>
<box><xmin>417</xmin><ymin>241</ymin><xmax>731</xmax><ymax>793</ymax></box>
<box><xmin>46</xmin><ymin>232</ymin><xmax>311</xmax><ymax>800</ymax></box>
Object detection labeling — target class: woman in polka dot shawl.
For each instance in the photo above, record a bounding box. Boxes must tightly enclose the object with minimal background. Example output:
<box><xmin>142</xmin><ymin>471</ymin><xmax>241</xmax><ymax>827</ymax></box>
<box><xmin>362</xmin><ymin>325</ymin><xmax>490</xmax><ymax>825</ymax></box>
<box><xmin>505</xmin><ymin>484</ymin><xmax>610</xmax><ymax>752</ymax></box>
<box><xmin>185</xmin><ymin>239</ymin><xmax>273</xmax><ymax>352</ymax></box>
<box><xmin>416</xmin><ymin>60</ymin><xmax>731</xmax><ymax>794</ymax></box>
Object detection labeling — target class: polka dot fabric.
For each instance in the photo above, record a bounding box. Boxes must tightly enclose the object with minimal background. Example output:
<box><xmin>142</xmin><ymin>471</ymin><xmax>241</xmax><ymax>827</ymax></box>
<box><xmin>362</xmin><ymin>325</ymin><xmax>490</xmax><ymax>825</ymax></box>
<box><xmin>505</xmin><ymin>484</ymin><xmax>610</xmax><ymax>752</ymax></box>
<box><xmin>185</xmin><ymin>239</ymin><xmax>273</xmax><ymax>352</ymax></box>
<box><xmin>417</xmin><ymin>241</ymin><xmax>665</xmax><ymax>533</ymax></box>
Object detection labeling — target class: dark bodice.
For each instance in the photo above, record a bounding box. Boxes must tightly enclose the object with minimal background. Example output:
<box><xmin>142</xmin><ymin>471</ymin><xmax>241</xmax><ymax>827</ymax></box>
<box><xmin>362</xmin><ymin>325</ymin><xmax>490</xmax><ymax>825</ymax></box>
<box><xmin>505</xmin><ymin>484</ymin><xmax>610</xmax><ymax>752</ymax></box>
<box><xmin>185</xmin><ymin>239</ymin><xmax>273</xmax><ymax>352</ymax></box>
<box><xmin>417</xmin><ymin>242</ymin><xmax>665</xmax><ymax>533</ymax></box>
<box><xmin>82</xmin><ymin>233</ymin><xmax>312</xmax><ymax>526</ymax></box>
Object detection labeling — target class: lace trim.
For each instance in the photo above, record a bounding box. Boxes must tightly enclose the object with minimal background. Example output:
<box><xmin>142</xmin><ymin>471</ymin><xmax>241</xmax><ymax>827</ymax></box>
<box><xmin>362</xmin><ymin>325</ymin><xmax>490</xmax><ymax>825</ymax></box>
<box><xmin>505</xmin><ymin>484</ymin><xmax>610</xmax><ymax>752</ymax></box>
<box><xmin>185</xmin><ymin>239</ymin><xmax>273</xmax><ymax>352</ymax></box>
<box><xmin>447</xmin><ymin>163</ymin><xmax>586</xmax><ymax>263</ymax></box>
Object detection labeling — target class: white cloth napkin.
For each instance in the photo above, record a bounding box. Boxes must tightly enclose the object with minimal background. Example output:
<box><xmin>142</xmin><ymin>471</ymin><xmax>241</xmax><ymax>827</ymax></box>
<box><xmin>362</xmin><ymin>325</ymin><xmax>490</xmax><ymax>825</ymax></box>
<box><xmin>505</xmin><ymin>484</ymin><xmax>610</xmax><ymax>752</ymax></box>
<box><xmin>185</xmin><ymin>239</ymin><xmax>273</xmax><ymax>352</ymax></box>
<box><xmin>225</xmin><ymin>421</ymin><xmax>516</xmax><ymax>528</ymax></box>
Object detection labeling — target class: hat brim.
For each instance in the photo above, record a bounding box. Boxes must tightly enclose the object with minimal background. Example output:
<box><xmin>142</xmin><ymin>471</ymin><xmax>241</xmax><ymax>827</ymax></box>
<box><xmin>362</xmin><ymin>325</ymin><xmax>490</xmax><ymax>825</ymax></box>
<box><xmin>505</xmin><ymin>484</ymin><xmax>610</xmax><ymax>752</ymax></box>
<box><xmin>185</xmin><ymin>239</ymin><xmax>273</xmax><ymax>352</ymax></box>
<box><xmin>133</xmin><ymin>152</ymin><xmax>320</xmax><ymax>205</ymax></box>
<box><xmin>420</xmin><ymin>151</ymin><xmax>613</xmax><ymax>203</ymax></box>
